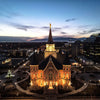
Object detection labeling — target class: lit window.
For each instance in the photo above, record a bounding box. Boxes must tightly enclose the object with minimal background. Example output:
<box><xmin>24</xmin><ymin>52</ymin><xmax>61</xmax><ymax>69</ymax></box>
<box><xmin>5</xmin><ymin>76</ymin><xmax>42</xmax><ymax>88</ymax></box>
<box><xmin>41</xmin><ymin>80</ymin><xmax>42</xmax><ymax>86</ymax></box>
<box><xmin>49</xmin><ymin>73</ymin><xmax>53</xmax><ymax>80</ymax></box>
<box><xmin>54</xmin><ymin>75</ymin><xmax>56</xmax><ymax>79</ymax></box>
<box><xmin>46</xmin><ymin>74</ymin><xmax>47</xmax><ymax>79</ymax></box>
<box><xmin>33</xmin><ymin>67</ymin><xmax>35</xmax><ymax>71</ymax></box>
<box><xmin>59</xmin><ymin>73</ymin><xmax>61</xmax><ymax>78</ymax></box>
<box><xmin>37</xmin><ymin>74</ymin><xmax>38</xmax><ymax>78</ymax></box>
<box><xmin>64</xmin><ymin>73</ymin><xmax>65</xmax><ymax>78</ymax></box>
<box><xmin>41</xmin><ymin>73</ymin><xmax>42</xmax><ymax>77</ymax></box>
<box><xmin>66</xmin><ymin>73</ymin><xmax>69</xmax><ymax>79</ymax></box>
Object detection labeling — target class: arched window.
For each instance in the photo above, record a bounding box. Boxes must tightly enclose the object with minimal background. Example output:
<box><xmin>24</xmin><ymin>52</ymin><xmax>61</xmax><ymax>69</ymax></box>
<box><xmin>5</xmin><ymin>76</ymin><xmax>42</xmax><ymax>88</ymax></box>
<box><xmin>49</xmin><ymin>74</ymin><xmax>50</xmax><ymax>79</ymax></box>
<box><xmin>59</xmin><ymin>73</ymin><xmax>61</xmax><ymax>78</ymax></box>
<box><xmin>46</xmin><ymin>74</ymin><xmax>47</xmax><ymax>79</ymax></box>
<box><xmin>64</xmin><ymin>73</ymin><xmax>65</xmax><ymax>78</ymax></box>
<box><xmin>51</xmin><ymin>73</ymin><xmax>53</xmax><ymax>80</ymax></box>
<box><xmin>49</xmin><ymin>73</ymin><xmax>53</xmax><ymax>80</ymax></box>
<box><xmin>41</xmin><ymin>73</ymin><xmax>42</xmax><ymax>78</ymax></box>
<box><xmin>54</xmin><ymin>74</ymin><xmax>56</xmax><ymax>79</ymax></box>
<box><xmin>37</xmin><ymin>74</ymin><xmax>38</xmax><ymax>78</ymax></box>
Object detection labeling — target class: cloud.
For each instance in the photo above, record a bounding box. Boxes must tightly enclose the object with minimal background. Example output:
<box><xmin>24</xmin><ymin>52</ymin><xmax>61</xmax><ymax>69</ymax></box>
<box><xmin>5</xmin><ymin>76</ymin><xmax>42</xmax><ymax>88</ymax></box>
<box><xmin>78</xmin><ymin>25</ymin><xmax>90</xmax><ymax>29</ymax></box>
<box><xmin>78</xmin><ymin>28</ymin><xmax>100</xmax><ymax>35</ymax></box>
<box><xmin>54</xmin><ymin>27</ymin><xmax>62</xmax><ymax>30</ymax></box>
<box><xmin>78</xmin><ymin>31</ymin><xmax>88</xmax><ymax>34</ymax></box>
<box><xmin>8</xmin><ymin>22</ymin><xmax>35</xmax><ymax>31</ymax></box>
<box><xmin>0</xmin><ymin>6</ymin><xmax>20</xmax><ymax>18</ymax></box>
<box><xmin>63</xmin><ymin>25</ymin><xmax>70</xmax><ymax>28</ymax></box>
<box><xmin>52</xmin><ymin>27</ymin><xmax>62</xmax><ymax>32</ymax></box>
<box><xmin>88</xmin><ymin>28</ymin><xmax>100</xmax><ymax>33</ymax></box>
<box><xmin>41</xmin><ymin>26</ymin><xmax>62</xmax><ymax>32</ymax></box>
<box><xmin>65</xmin><ymin>18</ymin><xmax>77</xmax><ymax>22</ymax></box>
<box><xmin>41</xmin><ymin>26</ymin><xmax>49</xmax><ymax>30</ymax></box>
<box><xmin>61</xmin><ymin>32</ymin><xmax>67</xmax><ymax>34</ymax></box>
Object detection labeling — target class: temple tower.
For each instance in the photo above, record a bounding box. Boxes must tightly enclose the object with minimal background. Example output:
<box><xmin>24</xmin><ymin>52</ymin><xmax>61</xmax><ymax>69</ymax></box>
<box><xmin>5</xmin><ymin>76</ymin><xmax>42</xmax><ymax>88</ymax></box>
<box><xmin>44</xmin><ymin>24</ymin><xmax>57</xmax><ymax>58</ymax></box>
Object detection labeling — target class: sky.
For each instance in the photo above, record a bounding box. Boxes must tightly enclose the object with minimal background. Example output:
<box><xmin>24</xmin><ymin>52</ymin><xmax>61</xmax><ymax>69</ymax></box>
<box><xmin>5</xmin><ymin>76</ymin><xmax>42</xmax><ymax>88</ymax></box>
<box><xmin>0</xmin><ymin>0</ymin><xmax>100</xmax><ymax>39</ymax></box>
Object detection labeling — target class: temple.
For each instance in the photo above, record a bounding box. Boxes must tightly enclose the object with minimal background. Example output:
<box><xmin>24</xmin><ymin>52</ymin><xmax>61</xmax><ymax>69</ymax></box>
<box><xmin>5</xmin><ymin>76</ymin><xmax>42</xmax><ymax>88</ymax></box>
<box><xmin>30</xmin><ymin>24</ymin><xmax>71</xmax><ymax>93</ymax></box>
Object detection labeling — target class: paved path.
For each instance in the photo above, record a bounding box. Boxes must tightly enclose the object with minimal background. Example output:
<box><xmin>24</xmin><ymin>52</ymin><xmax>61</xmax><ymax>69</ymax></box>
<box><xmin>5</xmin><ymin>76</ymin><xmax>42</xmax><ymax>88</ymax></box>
<box><xmin>94</xmin><ymin>66</ymin><xmax>100</xmax><ymax>71</ymax></box>
<box><xmin>58</xmin><ymin>82</ymin><xmax>88</xmax><ymax>97</ymax></box>
<box><xmin>13</xmin><ymin>60</ymin><xmax>30</xmax><ymax>74</ymax></box>
<box><xmin>89</xmin><ymin>82</ymin><xmax>100</xmax><ymax>86</ymax></box>
<box><xmin>14</xmin><ymin>71</ymin><xmax>44</xmax><ymax>98</ymax></box>
<box><xmin>15</xmin><ymin>82</ymin><xmax>44</xmax><ymax>97</ymax></box>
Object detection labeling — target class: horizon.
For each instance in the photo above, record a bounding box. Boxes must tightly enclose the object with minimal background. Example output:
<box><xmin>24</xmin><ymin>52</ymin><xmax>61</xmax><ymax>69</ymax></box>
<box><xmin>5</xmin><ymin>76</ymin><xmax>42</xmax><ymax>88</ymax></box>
<box><xmin>0</xmin><ymin>0</ymin><xmax>100</xmax><ymax>39</ymax></box>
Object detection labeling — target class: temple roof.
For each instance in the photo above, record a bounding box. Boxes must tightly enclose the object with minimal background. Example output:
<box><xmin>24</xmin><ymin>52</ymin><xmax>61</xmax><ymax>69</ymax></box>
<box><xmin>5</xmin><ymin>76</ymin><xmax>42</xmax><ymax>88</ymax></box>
<box><xmin>63</xmin><ymin>53</ymin><xmax>71</xmax><ymax>65</ymax></box>
<box><xmin>48</xmin><ymin>24</ymin><xmax>53</xmax><ymax>44</ymax></box>
<box><xmin>30</xmin><ymin>53</ymin><xmax>44</xmax><ymax>65</ymax></box>
<box><xmin>30</xmin><ymin>53</ymin><xmax>71</xmax><ymax>69</ymax></box>
<box><xmin>39</xmin><ymin>55</ymin><xmax>63</xmax><ymax>70</ymax></box>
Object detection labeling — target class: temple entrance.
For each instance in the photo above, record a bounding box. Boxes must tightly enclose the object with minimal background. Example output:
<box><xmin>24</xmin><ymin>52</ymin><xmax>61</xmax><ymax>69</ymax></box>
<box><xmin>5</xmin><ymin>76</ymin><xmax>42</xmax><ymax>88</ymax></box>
<box><xmin>44</xmin><ymin>81</ymin><xmax>58</xmax><ymax>94</ymax></box>
<box><xmin>48</xmin><ymin>81</ymin><xmax>53</xmax><ymax>89</ymax></box>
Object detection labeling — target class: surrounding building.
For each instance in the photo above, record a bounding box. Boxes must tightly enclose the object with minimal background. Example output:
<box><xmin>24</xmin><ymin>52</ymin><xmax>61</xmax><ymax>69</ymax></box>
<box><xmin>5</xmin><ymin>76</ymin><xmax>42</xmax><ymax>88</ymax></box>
<box><xmin>0</xmin><ymin>56</ymin><xmax>11</xmax><ymax>65</ymax></box>
<box><xmin>71</xmin><ymin>40</ymin><xmax>83</xmax><ymax>57</ymax></box>
<box><xmin>83</xmin><ymin>34</ymin><xmax>100</xmax><ymax>63</ymax></box>
<box><xmin>30</xmin><ymin>24</ymin><xmax>71</xmax><ymax>93</ymax></box>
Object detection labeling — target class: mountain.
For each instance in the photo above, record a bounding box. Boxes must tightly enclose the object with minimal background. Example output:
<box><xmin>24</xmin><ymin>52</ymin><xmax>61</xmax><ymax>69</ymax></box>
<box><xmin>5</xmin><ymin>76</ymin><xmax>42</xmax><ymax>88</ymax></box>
<box><xmin>0</xmin><ymin>36</ymin><xmax>33</xmax><ymax>42</ymax></box>
<box><xmin>0</xmin><ymin>36</ymin><xmax>86</xmax><ymax>42</ymax></box>
<box><xmin>84</xmin><ymin>33</ymin><xmax>100</xmax><ymax>42</ymax></box>
<box><xmin>31</xmin><ymin>37</ymin><xmax>86</xmax><ymax>42</ymax></box>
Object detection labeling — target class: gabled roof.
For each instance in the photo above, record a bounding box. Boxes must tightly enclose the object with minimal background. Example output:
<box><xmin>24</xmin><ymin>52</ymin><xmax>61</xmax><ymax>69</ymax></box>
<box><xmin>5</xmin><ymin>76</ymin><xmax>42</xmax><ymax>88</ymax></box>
<box><xmin>39</xmin><ymin>55</ymin><xmax>63</xmax><ymax>70</ymax></box>
<box><xmin>30</xmin><ymin>53</ymin><xmax>44</xmax><ymax>65</ymax></box>
<box><xmin>63</xmin><ymin>53</ymin><xmax>71</xmax><ymax>65</ymax></box>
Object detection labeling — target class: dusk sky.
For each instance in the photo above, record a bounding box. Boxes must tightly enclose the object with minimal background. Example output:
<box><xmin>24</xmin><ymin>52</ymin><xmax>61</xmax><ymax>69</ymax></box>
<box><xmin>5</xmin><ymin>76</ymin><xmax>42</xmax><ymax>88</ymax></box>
<box><xmin>0</xmin><ymin>0</ymin><xmax>100</xmax><ymax>39</ymax></box>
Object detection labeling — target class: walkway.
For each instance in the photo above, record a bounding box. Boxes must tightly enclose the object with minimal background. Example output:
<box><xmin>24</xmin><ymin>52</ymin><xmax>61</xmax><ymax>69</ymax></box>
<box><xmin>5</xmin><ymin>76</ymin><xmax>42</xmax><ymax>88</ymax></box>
<box><xmin>58</xmin><ymin>82</ymin><xmax>88</xmax><ymax>97</ymax></box>
<box><xmin>14</xmin><ymin>71</ymin><xmax>44</xmax><ymax>98</ymax></box>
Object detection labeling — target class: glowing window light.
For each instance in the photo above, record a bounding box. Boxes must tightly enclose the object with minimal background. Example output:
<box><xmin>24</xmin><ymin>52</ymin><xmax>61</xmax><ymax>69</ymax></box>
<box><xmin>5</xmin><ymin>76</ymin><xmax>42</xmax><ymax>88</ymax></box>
<box><xmin>46</xmin><ymin>45</ymin><xmax>48</xmax><ymax>47</ymax></box>
<box><xmin>49</xmin><ymin>46</ymin><xmax>52</xmax><ymax>51</ymax></box>
<box><xmin>40</xmin><ymin>80</ymin><xmax>43</xmax><ymax>87</ymax></box>
<box><xmin>41</xmin><ymin>73</ymin><xmax>42</xmax><ymax>77</ymax></box>
<box><xmin>59</xmin><ymin>80</ymin><xmax>61</xmax><ymax>84</ymax></box>
<box><xmin>44</xmin><ymin>82</ymin><xmax>46</xmax><ymax>86</ymax></box>
<box><xmin>66</xmin><ymin>73</ymin><xmax>69</xmax><ymax>79</ymax></box>
<box><xmin>55</xmin><ymin>82</ymin><xmax>58</xmax><ymax>86</ymax></box>
<box><xmin>30</xmin><ymin>81</ymin><xmax>33</xmax><ymax>86</ymax></box>
<box><xmin>64</xmin><ymin>73</ymin><xmax>65</xmax><ymax>78</ymax></box>
<box><xmin>62</xmin><ymin>79</ymin><xmax>65</xmax><ymax>85</ymax></box>
<box><xmin>33</xmin><ymin>74</ymin><xmax>35</xmax><ymax>78</ymax></box>
<box><xmin>44</xmin><ymin>81</ymin><xmax>48</xmax><ymax>86</ymax></box>
<box><xmin>68</xmin><ymin>81</ymin><xmax>71</xmax><ymax>86</ymax></box>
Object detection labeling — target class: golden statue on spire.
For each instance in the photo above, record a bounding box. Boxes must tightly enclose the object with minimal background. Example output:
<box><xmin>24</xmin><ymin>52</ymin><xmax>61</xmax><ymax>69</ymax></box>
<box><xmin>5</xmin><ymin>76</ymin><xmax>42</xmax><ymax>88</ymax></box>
<box><xmin>50</xmin><ymin>24</ymin><xmax>51</xmax><ymax>28</ymax></box>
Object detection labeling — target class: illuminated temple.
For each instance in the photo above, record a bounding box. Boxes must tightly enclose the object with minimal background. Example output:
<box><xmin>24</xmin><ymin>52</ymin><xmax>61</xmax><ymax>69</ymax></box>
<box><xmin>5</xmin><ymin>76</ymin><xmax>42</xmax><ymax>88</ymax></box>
<box><xmin>30</xmin><ymin>24</ymin><xmax>71</xmax><ymax>93</ymax></box>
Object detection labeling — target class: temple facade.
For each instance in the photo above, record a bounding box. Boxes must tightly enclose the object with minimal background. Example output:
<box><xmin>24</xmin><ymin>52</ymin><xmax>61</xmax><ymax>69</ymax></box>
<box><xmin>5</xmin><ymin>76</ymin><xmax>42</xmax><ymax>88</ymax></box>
<box><xmin>30</xmin><ymin>24</ymin><xmax>71</xmax><ymax>92</ymax></box>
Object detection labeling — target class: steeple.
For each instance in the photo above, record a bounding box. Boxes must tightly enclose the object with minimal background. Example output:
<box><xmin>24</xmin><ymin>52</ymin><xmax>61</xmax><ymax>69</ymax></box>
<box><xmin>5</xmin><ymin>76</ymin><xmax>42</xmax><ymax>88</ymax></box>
<box><xmin>48</xmin><ymin>24</ymin><xmax>53</xmax><ymax>44</ymax></box>
<box><xmin>45</xmin><ymin>24</ymin><xmax>56</xmax><ymax>58</ymax></box>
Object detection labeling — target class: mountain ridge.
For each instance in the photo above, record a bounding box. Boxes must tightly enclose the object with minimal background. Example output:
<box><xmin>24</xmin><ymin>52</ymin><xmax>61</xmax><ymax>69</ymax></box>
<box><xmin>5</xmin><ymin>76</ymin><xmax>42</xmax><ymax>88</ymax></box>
<box><xmin>0</xmin><ymin>36</ymin><xmax>86</xmax><ymax>42</ymax></box>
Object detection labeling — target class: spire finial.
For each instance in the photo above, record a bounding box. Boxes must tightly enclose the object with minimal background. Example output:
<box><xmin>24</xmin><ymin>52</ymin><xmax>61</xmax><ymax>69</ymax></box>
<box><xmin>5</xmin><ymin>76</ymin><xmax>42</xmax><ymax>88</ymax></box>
<box><xmin>50</xmin><ymin>24</ymin><xmax>51</xmax><ymax>28</ymax></box>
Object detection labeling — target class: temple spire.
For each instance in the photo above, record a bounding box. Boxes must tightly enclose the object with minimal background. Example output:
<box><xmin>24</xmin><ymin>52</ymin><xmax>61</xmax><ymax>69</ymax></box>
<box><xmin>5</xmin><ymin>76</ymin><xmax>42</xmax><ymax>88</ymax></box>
<box><xmin>48</xmin><ymin>24</ymin><xmax>53</xmax><ymax>44</ymax></box>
